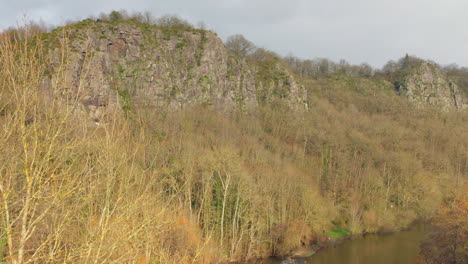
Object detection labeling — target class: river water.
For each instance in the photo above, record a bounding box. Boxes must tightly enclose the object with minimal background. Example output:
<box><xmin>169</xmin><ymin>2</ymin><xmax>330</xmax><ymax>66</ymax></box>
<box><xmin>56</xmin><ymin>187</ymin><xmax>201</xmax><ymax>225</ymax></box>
<box><xmin>264</xmin><ymin>223</ymin><xmax>430</xmax><ymax>264</ymax></box>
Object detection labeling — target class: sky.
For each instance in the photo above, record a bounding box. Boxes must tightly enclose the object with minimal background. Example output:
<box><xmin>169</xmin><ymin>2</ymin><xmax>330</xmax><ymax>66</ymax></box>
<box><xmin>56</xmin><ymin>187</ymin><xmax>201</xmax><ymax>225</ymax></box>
<box><xmin>1</xmin><ymin>0</ymin><xmax>467</xmax><ymax>68</ymax></box>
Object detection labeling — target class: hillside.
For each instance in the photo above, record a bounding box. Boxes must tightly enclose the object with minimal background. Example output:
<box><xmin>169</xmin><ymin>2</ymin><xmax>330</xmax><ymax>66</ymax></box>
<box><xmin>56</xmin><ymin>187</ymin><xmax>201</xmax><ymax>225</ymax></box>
<box><xmin>393</xmin><ymin>59</ymin><xmax>465</xmax><ymax>110</ymax></box>
<box><xmin>0</xmin><ymin>14</ymin><xmax>467</xmax><ymax>264</ymax></box>
<box><xmin>41</xmin><ymin>18</ymin><xmax>306</xmax><ymax>122</ymax></box>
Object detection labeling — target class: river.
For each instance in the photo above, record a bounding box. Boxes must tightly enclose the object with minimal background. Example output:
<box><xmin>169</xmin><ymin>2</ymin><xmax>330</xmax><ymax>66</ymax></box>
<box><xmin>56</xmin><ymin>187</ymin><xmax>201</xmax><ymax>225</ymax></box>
<box><xmin>263</xmin><ymin>223</ymin><xmax>430</xmax><ymax>264</ymax></box>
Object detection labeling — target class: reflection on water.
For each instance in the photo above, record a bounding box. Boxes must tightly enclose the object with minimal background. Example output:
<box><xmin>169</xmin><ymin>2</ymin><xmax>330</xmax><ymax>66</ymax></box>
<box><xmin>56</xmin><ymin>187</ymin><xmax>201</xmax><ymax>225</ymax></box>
<box><xmin>265</xmin><ymin>223</ymin><xmax>430</xmax><ymax>264</ymax></box>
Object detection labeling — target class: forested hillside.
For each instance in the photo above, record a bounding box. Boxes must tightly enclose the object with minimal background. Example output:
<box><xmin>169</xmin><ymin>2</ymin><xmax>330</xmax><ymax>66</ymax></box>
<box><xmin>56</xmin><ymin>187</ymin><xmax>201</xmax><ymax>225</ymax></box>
<box><xmin>0</xmin><ymin>11</ymin><xmax>467</xmax><ymax>263</ymax></box>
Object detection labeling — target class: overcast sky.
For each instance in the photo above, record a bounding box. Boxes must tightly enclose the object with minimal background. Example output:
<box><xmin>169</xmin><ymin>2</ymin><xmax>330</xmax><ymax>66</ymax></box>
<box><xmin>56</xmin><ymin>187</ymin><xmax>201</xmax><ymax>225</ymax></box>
<box><xmin>1</xmin><ymin>0</ymin><xmax>467</xmax><ymax>68</ymax></box>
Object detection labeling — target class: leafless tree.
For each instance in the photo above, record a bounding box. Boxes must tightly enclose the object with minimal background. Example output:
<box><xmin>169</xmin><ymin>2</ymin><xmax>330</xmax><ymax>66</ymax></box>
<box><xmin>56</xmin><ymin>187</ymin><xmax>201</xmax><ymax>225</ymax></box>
<box><xmin>225</xmin><ymin>34</ymin><xmax>256</xmax><ymax>57</ymax></box>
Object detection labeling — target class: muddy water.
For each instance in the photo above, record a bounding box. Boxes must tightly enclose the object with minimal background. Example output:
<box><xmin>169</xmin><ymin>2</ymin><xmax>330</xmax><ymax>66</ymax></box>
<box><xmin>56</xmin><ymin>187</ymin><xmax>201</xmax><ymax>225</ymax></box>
<box><xmin>264</xmin><ymin>223</ymin><xmax>430</xmax><ymax>264</ymax></box>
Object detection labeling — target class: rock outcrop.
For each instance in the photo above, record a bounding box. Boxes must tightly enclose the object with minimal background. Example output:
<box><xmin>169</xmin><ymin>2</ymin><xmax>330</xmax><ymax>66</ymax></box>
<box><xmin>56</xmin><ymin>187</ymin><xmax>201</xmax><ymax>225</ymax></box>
<box><xmin>44</xmin><ymin>19</ymin><xmax>306</xmax><ymax>120</ymax></box>
<box><xmin>395</xmin><ymin>62</ymin><xmax>465</xmax><ymax>110</ymax></box>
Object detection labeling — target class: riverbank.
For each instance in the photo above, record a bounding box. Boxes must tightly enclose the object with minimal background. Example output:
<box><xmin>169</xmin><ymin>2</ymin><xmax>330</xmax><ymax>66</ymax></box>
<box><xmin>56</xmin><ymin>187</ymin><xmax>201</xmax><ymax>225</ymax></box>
<box><xmin>261</xmin><ymin>222</ymin><xmax>431</xmax><ymax>264</ymax></box>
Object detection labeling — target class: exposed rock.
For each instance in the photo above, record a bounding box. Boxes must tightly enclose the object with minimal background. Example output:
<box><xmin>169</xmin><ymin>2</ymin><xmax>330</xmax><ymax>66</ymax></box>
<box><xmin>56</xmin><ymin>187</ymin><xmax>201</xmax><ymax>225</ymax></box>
<box><xmin>44</xmin><ymin>20</ymin><xmax>307</xmax><ymax>119</ymax></box>
<box><xmin>395</xmin><ymin>62</ymin><xmax>465</xmax><ymax>110</ymax></box>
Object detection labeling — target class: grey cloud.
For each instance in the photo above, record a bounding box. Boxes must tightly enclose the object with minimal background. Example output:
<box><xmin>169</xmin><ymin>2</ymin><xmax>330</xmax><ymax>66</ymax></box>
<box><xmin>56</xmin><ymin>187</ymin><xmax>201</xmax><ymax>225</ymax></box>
<box><xmin>1</xmin><ymin>0</ymin><xmax>467</xmax><ymax>67</ymax></box>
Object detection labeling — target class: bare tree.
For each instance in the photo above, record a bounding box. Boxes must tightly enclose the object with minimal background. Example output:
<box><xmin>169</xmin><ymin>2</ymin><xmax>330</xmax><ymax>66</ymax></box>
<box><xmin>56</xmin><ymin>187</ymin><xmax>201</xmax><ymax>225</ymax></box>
<box><xmin>155</xmin><ymin>14</ymin><xmax>193</xmax><ymax>29</ymax></box>
<box><xmin>225</xmin><ymin>34</ymin><xmax>256</xmax><ymax>57</ymax></box>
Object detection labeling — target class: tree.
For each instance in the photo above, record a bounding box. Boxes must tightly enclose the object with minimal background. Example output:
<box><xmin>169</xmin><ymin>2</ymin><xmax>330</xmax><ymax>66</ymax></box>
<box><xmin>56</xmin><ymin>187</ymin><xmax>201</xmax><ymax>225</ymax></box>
<box><xmin>225</xmin><ymin>34</ymin><xmax>256</xmax><ymax>57</ymax></box>
<box><xmin>419</xmin><ymin>184</ymin><xmax>468</xmax><ymax>264</ymax></box>
<box><xmin>249</xmin><ymin>48</ymin><xmax>277</xmax><ymax>62</ymax></box>
<box><xmin>143</xmin><ymin>11</ymin><xmax>155</xmax><ymax>24</ymax></box>
<box><xmin>317</xmin><ymin>58</ymin><xmax>332</xmax><ymax>75</ymax></box>
<box><xmin>155</xmin><ymin>15</ymin><xmax>193</xmax><ymax>29</ymax></box>
<box><xmin>358</xmin><ymin>63</ymin><xmax>374</xmax><ymax>77</ymax></box>
<box><xmin>196</xmin><ymin>21</ymin><xmax>207</xmax><ymax>30</ymax></box>
<box><xmin>338</xmin><ymin>59</ymin><xmax>351</xmax><ymax>74</ymax></box>
<box><xmin>382</xmin><ymin>60</ymin><xmax>399</xmax><ymax>74</ymax></box>
<box><xmin>109</xmin><ymin>10</ymin><xmax>123</xmax><ymax>22</ymax></box>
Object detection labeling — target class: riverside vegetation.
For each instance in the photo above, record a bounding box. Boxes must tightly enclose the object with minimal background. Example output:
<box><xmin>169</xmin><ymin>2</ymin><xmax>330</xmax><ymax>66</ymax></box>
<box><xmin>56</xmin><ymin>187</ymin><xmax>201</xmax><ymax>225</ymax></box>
<box><xmin>0</xmin><ymin>11</ymin><xmax>467</xmax><ymax>263</ymax></box>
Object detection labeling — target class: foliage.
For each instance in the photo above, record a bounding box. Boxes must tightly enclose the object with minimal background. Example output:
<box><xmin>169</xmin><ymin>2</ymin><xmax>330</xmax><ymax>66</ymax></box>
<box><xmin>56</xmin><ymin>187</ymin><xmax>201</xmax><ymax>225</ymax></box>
<box><xmin>195</xmin><ymin>31</ymin><xmax>207</xmax><ymax>66</ymax></box>
<box><xmin>418</xmin><ymin>183</ymin><xmax>468</xmax><ymax>264</ymax></box>
<box><xmin>443</xmin><ymin>64</ymin><xmax>468</xmax><ymax>97</ymax></box>
<box><xmin>109</xmin><ymin>10</ymin><xmax>123</xmax><ymax>22</ymax></box>
<box><xmin>155</xmin><ymin>14</ymin><xmax>194</xmax><ymax>30</ymax></box>
<box><xmin>117</xmin><ymin>89</ymin><xmax>132</xmax><ymax>118</ymax></box>
<box><xmin>0</xmin><ymin>18</ymin><xmax>467</xmax><ymax>264</ymax></box>
<box><xmin>225</xmin><ymin>34</ymin><xmax>256</xmax><ymax>57</ymax></box>
<box><xmin>329</xmin><ymin>228</ymin><xmax>351</xmax><ymax>239</ymax></box>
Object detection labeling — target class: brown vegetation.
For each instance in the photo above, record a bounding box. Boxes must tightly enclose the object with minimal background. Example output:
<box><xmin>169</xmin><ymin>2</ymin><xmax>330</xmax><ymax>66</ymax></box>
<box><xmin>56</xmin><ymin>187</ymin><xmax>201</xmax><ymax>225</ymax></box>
<box><xmin>0</xmin><ymin>17</ymin><xmax>467</xmax><ymax>263</ymax></box>
<box><xmin>418</xmin><ymin>182</ymin><xmax>467</xmax><ymax>264</ymax></box>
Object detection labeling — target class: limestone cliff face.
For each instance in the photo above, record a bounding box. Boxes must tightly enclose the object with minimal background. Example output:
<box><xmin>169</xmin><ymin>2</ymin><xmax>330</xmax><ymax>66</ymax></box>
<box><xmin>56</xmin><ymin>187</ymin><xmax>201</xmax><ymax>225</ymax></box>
<box><xmin>45</xmin><ymin>20</ymin><xmax>306</xmax><ymax>120</ymax></box>
<box><xmin>395</xmin><ymin>62</ymin><xmax>465</xmax><ymax>110</ymax></box>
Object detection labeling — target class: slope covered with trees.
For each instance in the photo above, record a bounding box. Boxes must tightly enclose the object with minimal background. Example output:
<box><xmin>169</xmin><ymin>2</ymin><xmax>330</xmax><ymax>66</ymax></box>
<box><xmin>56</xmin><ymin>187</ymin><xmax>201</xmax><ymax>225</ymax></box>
<box><xmin>418</xmin><ymin>182</ymin><xmax>467</xmax><ymax>264</ymax></box>
<box><xmin>0</xmin><ymin>11</ymin><xmax>467</xmax><ymax>263</ymax></box>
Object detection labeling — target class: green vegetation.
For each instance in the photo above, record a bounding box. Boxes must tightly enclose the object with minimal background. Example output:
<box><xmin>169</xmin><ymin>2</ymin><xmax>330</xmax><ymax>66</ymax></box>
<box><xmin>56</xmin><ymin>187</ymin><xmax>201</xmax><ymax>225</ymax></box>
<box><xmin>176</xmin><ymin>41</ymin><xmax>186</xmax><ymax>50</ymax></box>
<box><xmin>329</xmin><ymin>228</ymin><xmax>351</xmax><ymax>238</ymax></box>
<box><xmin>195</xmin><ymin>31</ymin><xmax>207</xmax><ymax>66</ymax></box>
<box><xmin>117</xmin><ymin>89</ymin><xmax>132</xmax><ymax>118</ymax></box>
<box><xmin>0</xmin><ymin>231</ymin><xmax>6</xmax><ymax>263</ymax></box>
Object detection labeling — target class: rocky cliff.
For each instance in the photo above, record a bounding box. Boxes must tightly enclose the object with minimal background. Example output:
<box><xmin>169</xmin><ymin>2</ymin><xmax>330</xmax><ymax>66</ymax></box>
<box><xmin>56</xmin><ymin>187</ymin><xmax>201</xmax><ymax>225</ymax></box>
<box><xmin>395</xmin><ymin>62</ymin><xmax>465</xmax><ymax>110</ymax></box>
<box><xmin>43</xmin><ymin>19</ymin><xmax>306</xmax><ymax>120</ymax></box>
